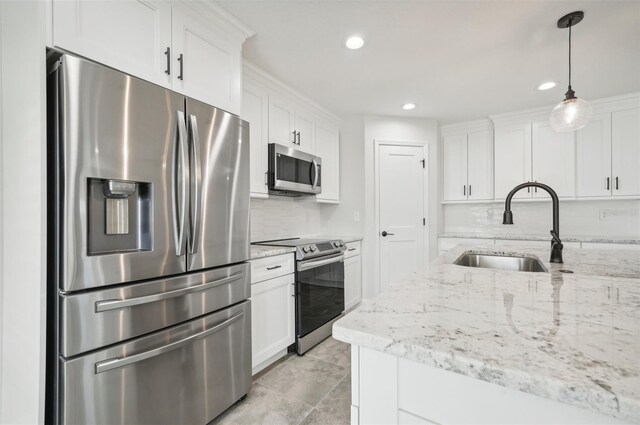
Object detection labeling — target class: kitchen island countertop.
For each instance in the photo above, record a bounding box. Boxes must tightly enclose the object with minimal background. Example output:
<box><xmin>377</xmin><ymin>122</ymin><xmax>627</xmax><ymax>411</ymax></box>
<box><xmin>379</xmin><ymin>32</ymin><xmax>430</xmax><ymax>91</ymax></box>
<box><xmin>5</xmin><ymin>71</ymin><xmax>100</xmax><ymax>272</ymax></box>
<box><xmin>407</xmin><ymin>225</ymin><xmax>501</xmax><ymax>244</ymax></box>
<box><xmin>333</xmin><ymin>244</ymin><xmax>640</xmax><ymax>423</ymax></box>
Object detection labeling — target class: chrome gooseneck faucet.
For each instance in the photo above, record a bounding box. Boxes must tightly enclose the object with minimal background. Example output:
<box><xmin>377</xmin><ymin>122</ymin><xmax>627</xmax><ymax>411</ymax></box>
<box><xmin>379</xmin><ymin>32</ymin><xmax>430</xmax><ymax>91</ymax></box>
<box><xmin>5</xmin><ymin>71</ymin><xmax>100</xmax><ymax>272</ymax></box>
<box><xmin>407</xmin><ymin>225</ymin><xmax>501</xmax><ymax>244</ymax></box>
<box><xmin>502</xmin><ymin>182</ymin><xmax>564</xmax><ymax>264</ymax></box>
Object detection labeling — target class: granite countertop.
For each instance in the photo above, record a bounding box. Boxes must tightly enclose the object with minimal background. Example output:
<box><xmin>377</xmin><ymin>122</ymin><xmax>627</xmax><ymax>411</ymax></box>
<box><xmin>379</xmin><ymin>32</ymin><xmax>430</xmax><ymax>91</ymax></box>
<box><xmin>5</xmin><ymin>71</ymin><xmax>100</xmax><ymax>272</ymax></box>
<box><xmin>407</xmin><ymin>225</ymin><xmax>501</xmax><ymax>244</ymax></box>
<box><xmin>333</xmin><ymin>244</ymin><xmax>640</xmax><ymax>423</ymax></box>
<box><xmin>250</xmin><ymin>245</ymin><xmax>296</xmax><ymax>260</ymax></box>
<box><xmin>439</xmin><ymin>232</ymin><xmax>640</xmax><ymax>245</ymax></box>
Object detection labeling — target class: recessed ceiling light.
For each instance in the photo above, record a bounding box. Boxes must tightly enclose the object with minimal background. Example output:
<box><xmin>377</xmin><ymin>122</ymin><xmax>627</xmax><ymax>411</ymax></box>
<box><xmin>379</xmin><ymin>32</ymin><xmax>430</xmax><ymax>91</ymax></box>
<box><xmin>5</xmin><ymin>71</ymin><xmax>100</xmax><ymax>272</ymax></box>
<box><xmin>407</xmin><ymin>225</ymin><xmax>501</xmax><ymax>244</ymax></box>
<box><xmin>345</xmin><ymin>35</ymin><xmax>365</xmax><ymax>50</ymax></box>
<box><xmin>537</xmin><ymin>81</ymin><xmax>557</xmax><ymax>91</ymax></box>
<box><xmin>402</xmin><ymin>103</ymin><xmax>416</xmax><ymax>110</ymax></box>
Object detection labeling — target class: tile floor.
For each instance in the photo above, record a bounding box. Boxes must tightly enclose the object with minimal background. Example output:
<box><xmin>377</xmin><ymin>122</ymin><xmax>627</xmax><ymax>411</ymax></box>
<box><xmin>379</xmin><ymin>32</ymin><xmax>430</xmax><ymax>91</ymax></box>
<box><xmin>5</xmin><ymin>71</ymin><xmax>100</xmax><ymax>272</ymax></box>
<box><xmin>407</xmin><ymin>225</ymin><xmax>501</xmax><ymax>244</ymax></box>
<box><xmin>212</xmin><ymin>337</ymin><xmax>351</xmax><ymax>425</ymax></box>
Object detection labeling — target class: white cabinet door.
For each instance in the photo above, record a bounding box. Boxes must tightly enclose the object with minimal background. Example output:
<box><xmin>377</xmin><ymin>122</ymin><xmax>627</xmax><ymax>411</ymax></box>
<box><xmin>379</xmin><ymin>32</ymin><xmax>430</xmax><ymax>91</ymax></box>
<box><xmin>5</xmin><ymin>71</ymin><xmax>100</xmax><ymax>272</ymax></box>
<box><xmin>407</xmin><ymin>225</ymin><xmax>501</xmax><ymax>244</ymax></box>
<box><xmin>467</xmin><ymin>129</ymin><xmax>494</xmax><ymax>200</ymax></box>
<box><xmin>576</xmin><ymin>112</ymin><xmax>612</xmax><ymax>197</ymax></box>
<box><xmin>53</xmin><ymin>0</ymin><xmax>172</xmax><ymax>87</ymax></box>
<box><xmin>443</xmin><ymin>134</ymin><xmax>467</xmax><ymax>201</ymax></box>
<box><xmin>242</xmin><ymin>77</ymin><xmax>269</xmax><ymax>198</ymax></box>
<box><xmin>531</xmin><ymin>121</ymin><xmax>575</xmax><ymax>198</ymax></box>
<box><xmin>293</xmin><ymin>107</ymin><xmax>316</xmax><ymax>154</ymax></box>
<box><xmin>268</xmin><ymin>95</ymin><xmax>295</xmax><ymax>146</ymax></box>
<box><xmin>494</xmin><ymin>123</ymin><xmax>532</xmax><ymax>199</ymax></box>
<box><xmin>171</xmin><ymin>5</ymin><xmax>241</xmax><ymax>114</ymax></box>
<box><xmin>251</xmin><ymin>273</ymin><xmax>295</xmax><ymax>369</ymax></box>
<box><xmin>315</xmin><ymin>120</ymin><xmax>340</xmax><ymax>203</ymax></box>
<box><xmin>344</xmin><ymin>255</ymin><xmax>362</xmax><ymax>311</ymax></box>
<box><xmin>612</xmin><ymin>108</ymin><xmax>640</xmax><ymax>196</ymax></box>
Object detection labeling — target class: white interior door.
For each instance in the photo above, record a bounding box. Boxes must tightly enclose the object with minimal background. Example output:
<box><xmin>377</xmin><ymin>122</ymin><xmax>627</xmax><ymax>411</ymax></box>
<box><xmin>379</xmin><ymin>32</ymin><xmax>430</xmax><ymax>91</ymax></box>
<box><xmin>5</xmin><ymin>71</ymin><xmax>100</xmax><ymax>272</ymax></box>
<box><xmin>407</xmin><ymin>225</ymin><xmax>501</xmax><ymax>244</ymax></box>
<box><xmin>378</xmin><ymin>144</ymin><xmax>426</xmax><ymax>292</ymax></box>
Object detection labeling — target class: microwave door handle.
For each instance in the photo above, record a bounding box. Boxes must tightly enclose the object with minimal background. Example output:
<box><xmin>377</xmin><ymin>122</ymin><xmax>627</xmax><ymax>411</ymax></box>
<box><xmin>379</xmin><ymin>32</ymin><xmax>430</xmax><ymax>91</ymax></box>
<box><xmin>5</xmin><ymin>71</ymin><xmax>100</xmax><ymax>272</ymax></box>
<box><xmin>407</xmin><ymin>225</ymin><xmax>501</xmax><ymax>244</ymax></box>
<box><xmin>172</xmin><ymin>110</ymin><xmax>188</xmax><ymax>256</ymax></box>
<box><xmin>94</xmin><ymin>311</ymin><xmax>244</xmax><ymax>374</ymax></box>
<box><xmin>298</xmin><ymin>253</ymin><xmax>344</xmax><ymax>272</ymax></box>
<box><xmin>312</xmin><ymin>159</ymin><xmax>319</xmax><ymax>189</ymax></box>
<box><xmin>188</xmin><ymin>114</ymin><xmax>201</xmax><ymax>254</ymax></box>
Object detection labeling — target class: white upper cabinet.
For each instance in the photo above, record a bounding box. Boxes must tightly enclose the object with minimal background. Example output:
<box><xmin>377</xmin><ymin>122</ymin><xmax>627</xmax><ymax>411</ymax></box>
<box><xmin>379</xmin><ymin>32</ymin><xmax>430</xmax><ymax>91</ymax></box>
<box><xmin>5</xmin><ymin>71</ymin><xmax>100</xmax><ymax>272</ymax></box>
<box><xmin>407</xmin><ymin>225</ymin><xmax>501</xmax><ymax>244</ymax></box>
<box><xmin>53</xmin><ymin>0</ymin><xmax>172</xmax><ymax>88</ymax></box>
<box><xmin>531</xmin><ymin>120</ymin><xmax>575</xmax><ymax>198</ymax></box>
<box><xmin>171</xmin><ymin>6</ymin><xmax>242</xmax><ymax>114</ymax></box>
<box><xmin>576</xmin><ymin>112</ymin><xmax>612</xmax><ymax>197</ymax></box>
<box><xmin>243</xmin><ymin>63</ymin><xmax>341</xmax><ymax>203</ymax></box>
<box><xmin>612</xmin><ymin>107</ymin><xmax>640</xmax><ymax>196</ymax></box>
<box><xmin>315</xmin><ymin>120</ymin><xmax>340</xmax><ymax>203</ymax></box>
<box><xmin>467</xmin><ymin>130</ymin><xmax>494</xmax><ymax>200</ymax></box>
<box><xmin>242</xmin><ymin>76</ymin><xmax>269</xmax><ymax>198</ymax></box>
<box><xmin>268</xmin><ymin>94</ymin><xmax>296</xmax><ymax>146</ymax></box>
<box><xmin>268</xmin><ymin>95</ymin><xmax>317</xmax><ymax>154</ymax></box>
<box><xmin>442</xmin><ymin>121</ymin><xmax>493</xmax><ymax>202</ymax></box>
<box><xmin>442</xmin><ymin>134</ymin><xmax>467</xmax><ymax>201</ymax></box>
<box><xmin>52</xmin><ymin>1</ymin><xmax>252</xmax><ymax>114</ymax></box>
<box><xmin>494</xmin><ymin>123</ymin><xmax>532</xmax><ymax>199</ymax></box>
<box><xmin>293</xmin><ymin>106</ymin><xmax>316</xmax><ymax>154</ymax></box>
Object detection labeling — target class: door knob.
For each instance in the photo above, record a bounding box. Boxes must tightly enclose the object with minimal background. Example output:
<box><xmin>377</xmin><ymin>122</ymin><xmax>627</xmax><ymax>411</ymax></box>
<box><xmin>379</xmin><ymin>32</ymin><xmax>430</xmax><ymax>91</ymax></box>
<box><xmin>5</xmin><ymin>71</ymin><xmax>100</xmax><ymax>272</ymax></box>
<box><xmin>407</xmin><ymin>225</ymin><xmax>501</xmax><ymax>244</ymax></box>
<box><xmin>381</xmin><ymin>231</ymin><xmax>394</xmax><ymax>237</ymax></box>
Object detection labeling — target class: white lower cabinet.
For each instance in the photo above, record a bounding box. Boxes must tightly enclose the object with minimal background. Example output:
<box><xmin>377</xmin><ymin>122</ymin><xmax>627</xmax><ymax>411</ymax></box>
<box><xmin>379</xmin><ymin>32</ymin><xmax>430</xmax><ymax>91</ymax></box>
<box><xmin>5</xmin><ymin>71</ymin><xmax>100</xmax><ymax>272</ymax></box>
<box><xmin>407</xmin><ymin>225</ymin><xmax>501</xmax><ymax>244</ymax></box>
<box><xmin>352</xmin><ymin>346</ymin><xmax>630</xmax><ymax>425</ymax></box>
<box><xmin>344</xmin><ymin>241</ymin><xmax>362</xmax><ymax>310</ymax></box>
<box><xmin>250</xmin><ymin>254</ymin><xmax>295</xmax><ymax>374</ymax></box>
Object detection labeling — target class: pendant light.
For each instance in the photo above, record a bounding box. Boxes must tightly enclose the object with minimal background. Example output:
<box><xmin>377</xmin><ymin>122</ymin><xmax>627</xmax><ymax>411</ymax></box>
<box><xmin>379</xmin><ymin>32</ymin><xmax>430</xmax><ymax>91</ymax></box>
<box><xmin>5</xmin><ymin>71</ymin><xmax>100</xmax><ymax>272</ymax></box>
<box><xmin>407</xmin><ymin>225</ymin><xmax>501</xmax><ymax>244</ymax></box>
<box><xmin>549</xmin><ymin>11</ymin><xmax>593</xmax><ymax>132</ymax></box>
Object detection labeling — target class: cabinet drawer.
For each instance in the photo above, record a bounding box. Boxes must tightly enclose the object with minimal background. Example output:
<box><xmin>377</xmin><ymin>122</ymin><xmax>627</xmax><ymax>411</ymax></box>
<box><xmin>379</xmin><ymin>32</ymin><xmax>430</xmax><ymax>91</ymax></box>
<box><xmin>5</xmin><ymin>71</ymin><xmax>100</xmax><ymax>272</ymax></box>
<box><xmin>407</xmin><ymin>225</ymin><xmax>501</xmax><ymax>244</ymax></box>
<box><xmin>344</xmin><ymin>241</ymin><xmax>361</xmax><ymax>258</ymax></box>
<box><xmin>250</xmin><ymin>253</ymin><xmax>295</xmax><ymax>283</ymax></box>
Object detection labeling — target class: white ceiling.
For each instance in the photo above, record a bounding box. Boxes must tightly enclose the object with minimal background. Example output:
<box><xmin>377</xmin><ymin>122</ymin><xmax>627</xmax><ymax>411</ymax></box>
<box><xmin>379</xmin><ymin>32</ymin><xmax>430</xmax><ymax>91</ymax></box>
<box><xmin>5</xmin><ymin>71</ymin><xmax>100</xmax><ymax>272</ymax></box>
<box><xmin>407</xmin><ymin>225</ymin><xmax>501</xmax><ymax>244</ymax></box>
<box><xmin>217</xmin><ymin>1</ymin><xmax>640</xmax><ymax>123</ymax></box>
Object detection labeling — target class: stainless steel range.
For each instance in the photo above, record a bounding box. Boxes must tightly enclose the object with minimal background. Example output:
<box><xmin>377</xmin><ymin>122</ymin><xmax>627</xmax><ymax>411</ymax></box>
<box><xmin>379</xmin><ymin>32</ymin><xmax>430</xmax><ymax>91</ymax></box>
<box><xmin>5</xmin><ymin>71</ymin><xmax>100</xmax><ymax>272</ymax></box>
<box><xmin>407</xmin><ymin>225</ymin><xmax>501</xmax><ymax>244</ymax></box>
<box><xmin>254</xmin><ymin>238</ymin><xmax>346</xmax><ymax>354</ymax></box>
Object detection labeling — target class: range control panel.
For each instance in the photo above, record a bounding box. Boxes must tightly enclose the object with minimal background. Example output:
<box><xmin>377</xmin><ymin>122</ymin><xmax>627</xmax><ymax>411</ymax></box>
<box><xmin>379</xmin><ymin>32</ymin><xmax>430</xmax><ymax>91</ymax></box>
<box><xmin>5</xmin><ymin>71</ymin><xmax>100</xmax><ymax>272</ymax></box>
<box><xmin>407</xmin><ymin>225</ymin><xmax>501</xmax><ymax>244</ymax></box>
<box><xmin>296</xmin><ymin>240</ymin><xmax>346</xmax><ymax>260</ymax></box>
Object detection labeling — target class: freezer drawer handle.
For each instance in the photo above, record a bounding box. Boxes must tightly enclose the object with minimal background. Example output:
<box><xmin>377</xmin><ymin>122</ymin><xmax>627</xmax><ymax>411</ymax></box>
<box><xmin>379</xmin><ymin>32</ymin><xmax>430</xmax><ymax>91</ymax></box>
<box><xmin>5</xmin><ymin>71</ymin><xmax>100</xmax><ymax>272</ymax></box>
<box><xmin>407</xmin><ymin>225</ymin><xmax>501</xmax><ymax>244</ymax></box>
<box><xmin>94</xmin><ymin>311</ymin><xmax>244</xmax><ymax>374</ymax></box>
<box><xmin>94</xmin><ymin>271</ymin><xmax>244</xmax><ymax>313</ymax></box>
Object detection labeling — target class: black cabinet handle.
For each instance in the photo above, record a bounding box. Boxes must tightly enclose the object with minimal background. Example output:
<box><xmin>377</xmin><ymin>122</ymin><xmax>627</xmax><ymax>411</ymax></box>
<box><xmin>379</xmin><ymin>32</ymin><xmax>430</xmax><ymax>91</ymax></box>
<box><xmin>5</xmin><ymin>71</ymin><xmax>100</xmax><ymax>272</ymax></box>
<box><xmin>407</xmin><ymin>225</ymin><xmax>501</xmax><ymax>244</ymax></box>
<box><xmin>463</xmin><ymin>185</ymin><xmax>466</xmax><ymax>196</ymax></box>
<box><xmin>616</xmin><ymin>177</ymin><xmax>619</xmax><ymax>190</ymax></box>
<box><xmin>292</xmin><ymin>131</ymin><xmax>297</xmax><ymax>144</ymax></box>
<box><xmin>164</xmin><ymin>47</ymin><xmax>170</xmax><ymax>75</ymax></box>
<box><xmin>348</xmin><ymin>248</ymin><xmax>356</xmax><ymax>251</ymax></box>
<box><xmin>606</xmin><ymin>177</ymin><xmax>610</xmax><ymax>190</ymax></box>
<box><xmin>266</xmin><ymin>265</ymin><xmax>282</xmax><ymax>270</ymax></box>
<box><xmin>297</xmin><ymin>131</ymin><xmax>301</xmax><ymax>145</ymax></box>
<box><xmin>177</xmin><ymin>54</ymin><xmax>184</xmax><ymax>80</ymax></box>
<box><xmin>381</xmin><ymin>231</ymin><xmax>394</xmax><ymax>237</ymax></box>
<box><xmin>469</xmin><ymin>185</ymin><xmax>472</xmax><ymax>197</ymax></box>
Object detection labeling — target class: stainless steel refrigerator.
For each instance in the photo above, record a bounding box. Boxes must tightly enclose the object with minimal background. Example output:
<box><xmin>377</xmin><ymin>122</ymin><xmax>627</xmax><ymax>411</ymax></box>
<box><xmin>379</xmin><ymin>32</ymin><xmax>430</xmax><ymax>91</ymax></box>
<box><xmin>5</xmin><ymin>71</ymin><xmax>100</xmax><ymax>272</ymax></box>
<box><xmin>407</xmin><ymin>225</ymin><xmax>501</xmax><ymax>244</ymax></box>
<box><xmin>47</xmin><ymin>53</ymin><xmax>251</xmax><ymax>424</ymax></box>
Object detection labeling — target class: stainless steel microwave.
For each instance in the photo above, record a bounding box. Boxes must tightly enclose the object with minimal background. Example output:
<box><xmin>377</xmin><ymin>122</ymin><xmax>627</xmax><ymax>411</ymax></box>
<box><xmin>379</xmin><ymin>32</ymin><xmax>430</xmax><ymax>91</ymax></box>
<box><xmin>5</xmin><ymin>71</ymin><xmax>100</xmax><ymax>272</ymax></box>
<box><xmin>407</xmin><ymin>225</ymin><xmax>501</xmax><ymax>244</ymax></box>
<box><xmin>268</xmin><ymin>143</ymin><xmax>322</xmax><ymax>196</ymax></box>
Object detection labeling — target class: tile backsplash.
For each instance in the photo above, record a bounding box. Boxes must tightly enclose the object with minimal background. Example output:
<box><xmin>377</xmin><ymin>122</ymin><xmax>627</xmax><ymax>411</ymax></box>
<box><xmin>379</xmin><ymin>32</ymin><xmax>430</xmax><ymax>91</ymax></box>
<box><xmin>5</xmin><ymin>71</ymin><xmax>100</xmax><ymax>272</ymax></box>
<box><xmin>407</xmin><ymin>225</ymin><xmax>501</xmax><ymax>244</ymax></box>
<box><xmin>250</xmin><ymin>197</ymin><xmax>337</xmax><ymax>242</ymax></box>
<box><xmin>443</xmin><ymin>199</ymin><xmax>640</xmax><ymax>238</ymax></box>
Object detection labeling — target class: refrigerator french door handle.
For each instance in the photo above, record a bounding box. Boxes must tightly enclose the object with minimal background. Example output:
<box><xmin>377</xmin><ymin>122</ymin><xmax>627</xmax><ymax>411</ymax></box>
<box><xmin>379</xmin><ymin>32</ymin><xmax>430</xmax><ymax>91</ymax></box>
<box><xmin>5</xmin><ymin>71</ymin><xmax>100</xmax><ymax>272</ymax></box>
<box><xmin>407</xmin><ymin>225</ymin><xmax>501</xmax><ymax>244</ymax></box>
<box><xmin>312</xmin><ymin>159</ymin><xmax>319</xmax><ymax>189</ymax></box>
<box><xmin>188</xmin><ymin>114</ymin><xmax>202</xmax><ymax>254</ymax></box>
<box><xmin>94</xmin><ymin>311</ymin><xmax>244</xmax><ymax>374</ymax></box>
<box><xmin>94</xmin><ymin>271</ymin><xmax>244</xmax><ymax>312</ymax></box>
<box><xmin>172</xmin><ymin>110</ymin><xmax>188</xmax><ymax>256</ymax></box>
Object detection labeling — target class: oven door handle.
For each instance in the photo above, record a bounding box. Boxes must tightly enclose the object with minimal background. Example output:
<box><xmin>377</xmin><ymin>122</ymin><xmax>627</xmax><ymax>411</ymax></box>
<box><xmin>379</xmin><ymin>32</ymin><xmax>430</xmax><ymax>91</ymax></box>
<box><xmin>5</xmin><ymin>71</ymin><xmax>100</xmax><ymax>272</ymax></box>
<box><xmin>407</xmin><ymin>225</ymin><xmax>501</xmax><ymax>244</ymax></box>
<box><xmin>298</xmin><ymin>253</ymin><xmax>344</xmax><ymax>272</ymax></box>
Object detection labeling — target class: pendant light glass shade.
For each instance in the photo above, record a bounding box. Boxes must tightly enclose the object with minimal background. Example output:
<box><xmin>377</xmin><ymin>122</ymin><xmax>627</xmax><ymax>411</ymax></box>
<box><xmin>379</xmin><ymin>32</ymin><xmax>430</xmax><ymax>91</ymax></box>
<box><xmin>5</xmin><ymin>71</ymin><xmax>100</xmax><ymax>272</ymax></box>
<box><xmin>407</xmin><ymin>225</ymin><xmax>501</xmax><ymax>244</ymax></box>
<box><xmin>549</xmin><ymin>96</ymin><xmax>593</xmax><ymax>132</ymax></box>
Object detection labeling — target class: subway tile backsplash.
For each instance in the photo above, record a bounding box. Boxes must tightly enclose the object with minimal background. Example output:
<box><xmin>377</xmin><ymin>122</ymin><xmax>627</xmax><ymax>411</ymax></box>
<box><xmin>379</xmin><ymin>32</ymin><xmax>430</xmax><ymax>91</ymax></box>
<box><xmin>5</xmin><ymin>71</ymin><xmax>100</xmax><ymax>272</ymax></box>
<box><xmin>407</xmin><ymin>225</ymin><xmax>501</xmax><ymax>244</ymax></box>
<box><xmin>443</xmin><ymin>199</ymin><xmax>640</xmax><ymax>238</ymax></box>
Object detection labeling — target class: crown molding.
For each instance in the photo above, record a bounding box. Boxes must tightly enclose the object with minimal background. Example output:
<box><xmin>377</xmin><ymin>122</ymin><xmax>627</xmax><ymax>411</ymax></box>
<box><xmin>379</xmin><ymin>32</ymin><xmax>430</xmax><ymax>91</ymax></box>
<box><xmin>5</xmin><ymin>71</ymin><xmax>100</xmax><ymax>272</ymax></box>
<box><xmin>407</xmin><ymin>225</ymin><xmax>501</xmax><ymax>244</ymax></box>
<box><xmin>441</xmin><ymin>118</ymin><xmax>493</xmax><ymax>136</ymax></box>
<box><xmin>177</xmin><ymin>0</ymin><xmax>255</xmax><ymax>43</ymax></box>
<box><xmin>243</xmin><ymin>60</ymin><xmax>341</xmax><ymax>124</ymax></box>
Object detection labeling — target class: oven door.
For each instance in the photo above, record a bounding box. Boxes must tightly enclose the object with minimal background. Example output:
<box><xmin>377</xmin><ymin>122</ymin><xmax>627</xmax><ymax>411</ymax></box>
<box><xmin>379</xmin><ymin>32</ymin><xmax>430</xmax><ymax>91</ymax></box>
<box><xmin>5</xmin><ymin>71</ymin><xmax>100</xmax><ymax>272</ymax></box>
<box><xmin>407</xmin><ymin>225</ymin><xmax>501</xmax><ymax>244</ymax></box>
<box><xmin>295</xmin><ymin>253</ymin><xmax>344</xmax><ymax>338</ymax></box>
<box><xmin>269</xmin><ymin>143</ymin><xmax>321</xmax><ymax>195</ymax></box>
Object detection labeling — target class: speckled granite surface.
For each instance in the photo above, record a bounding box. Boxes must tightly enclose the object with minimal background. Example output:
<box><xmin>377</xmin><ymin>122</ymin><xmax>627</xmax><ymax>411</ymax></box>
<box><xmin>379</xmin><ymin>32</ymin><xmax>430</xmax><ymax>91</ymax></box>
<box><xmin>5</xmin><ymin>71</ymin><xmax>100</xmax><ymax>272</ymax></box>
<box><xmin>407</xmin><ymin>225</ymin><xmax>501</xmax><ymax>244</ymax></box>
<box><xmin>439</xmin><ymin>232</ymin><xmax>640</xmax><ymax>245</ymax></box>
<box><xmin>250</xmin><ymin>245</ymin><xmax>296</xmax><ymax>260</ymax></box>
<box><xmin>333</xmin><ymin>245</ymin><xmax>640</xmax><ymax>422</ymax></box>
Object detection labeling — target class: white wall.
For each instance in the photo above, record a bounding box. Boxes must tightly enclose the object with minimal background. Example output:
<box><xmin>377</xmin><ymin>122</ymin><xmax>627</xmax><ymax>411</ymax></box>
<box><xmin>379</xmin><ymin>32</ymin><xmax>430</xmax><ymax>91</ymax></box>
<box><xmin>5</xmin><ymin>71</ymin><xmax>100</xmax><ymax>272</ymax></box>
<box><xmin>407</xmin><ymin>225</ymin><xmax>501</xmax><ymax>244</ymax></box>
<box><xmin>444</xmin><ymin>199</ymin><xmax>640</xmax><ymax>239</ymax></box>
<box><xmin>0</xmin><ymin>1</ymin><xmax>47</xmax><ymax>423</ymax></box>
<box><xmin>362</xmin><ymin>115</ymin><xmax>440</xmax><ymax>299</ymax></box>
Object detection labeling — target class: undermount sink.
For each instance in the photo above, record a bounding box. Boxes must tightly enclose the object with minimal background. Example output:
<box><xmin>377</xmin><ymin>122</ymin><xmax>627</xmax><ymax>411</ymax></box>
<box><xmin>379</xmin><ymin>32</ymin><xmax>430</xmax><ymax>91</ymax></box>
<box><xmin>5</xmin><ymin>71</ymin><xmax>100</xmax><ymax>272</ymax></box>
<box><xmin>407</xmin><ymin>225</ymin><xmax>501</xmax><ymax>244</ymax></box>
<box><xmin>454</xmin><ymin>252</ymin><xmax>547</xmax><ymax>273</ymax></box>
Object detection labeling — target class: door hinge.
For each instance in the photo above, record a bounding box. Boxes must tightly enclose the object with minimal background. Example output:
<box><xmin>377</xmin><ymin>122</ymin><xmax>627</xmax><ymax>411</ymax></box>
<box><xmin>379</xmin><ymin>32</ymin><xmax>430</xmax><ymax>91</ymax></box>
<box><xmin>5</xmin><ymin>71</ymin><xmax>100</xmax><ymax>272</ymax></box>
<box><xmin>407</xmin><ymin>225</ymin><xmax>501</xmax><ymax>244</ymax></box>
<box><xmin>420</xmin><ymin>158</ymin><xmax>425</xmax><ymax>168</ymax></box>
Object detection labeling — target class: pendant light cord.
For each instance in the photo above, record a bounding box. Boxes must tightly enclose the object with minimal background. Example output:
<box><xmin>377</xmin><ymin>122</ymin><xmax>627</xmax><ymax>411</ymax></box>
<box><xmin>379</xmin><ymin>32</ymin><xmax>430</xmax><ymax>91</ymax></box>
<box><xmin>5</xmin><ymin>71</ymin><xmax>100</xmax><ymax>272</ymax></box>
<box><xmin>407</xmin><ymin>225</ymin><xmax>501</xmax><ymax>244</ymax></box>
<box><xmin>568</xmin><ymin>19</ymin><xmax>572</xmax><ymax>89</ymax></box>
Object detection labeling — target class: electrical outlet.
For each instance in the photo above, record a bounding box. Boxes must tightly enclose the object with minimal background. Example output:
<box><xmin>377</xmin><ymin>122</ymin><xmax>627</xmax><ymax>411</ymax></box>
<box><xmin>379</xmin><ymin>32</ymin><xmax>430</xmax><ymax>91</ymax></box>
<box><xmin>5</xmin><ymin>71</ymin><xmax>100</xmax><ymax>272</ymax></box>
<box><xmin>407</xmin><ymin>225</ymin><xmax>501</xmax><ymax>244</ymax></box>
<box><xmin>353</xmin><ymin>212</ymin><xmax>360</xmax><ymax>223</ymax></box>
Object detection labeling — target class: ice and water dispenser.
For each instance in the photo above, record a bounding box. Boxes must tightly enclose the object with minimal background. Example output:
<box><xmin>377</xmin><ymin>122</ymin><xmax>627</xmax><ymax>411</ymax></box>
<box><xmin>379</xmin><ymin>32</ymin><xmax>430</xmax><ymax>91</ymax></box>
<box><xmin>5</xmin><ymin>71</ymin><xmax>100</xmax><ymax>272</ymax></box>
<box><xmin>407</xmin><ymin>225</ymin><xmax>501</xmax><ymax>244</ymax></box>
<box><xmin>87</xmin><ymin>178</ymin><xmax>152</xmax><ymax>255</ymax></box>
